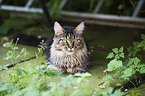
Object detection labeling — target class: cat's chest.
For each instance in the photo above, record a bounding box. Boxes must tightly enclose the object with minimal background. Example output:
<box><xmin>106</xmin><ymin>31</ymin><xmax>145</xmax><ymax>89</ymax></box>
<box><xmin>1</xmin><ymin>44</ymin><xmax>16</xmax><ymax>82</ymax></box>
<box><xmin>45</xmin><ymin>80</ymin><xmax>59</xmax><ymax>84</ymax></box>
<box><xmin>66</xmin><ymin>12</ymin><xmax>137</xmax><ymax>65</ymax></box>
<box><xmin>52</xmin><ymin>50</ymin><xmax>76</xmax><ymax>59</ymax></box>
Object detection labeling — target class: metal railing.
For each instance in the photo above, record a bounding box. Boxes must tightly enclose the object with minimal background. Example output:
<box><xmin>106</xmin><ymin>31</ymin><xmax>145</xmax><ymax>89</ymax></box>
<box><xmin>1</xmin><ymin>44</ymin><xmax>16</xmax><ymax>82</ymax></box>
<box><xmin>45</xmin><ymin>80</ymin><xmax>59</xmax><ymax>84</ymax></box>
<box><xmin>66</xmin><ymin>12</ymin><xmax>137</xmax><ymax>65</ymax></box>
<box><xmin>1</xmin><ymin>0</ymin><xmax>145</xmax><ymax>28</ymax></box>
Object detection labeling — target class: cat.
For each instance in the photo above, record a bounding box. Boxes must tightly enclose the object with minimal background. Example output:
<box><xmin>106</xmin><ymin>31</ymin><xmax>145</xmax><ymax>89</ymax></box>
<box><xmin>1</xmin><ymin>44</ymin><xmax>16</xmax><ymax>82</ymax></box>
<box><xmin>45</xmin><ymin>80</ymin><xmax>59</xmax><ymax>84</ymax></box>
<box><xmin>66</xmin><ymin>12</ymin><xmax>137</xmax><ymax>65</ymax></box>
<box><xmin>45</xmin><ymin>22</ymin><xmax>92</xmax><ymax>73</ymax></box>
<box><xmin>10</xmin><ymin>21</ymin><xmax>92</xmax><ymax>73</ymax></box>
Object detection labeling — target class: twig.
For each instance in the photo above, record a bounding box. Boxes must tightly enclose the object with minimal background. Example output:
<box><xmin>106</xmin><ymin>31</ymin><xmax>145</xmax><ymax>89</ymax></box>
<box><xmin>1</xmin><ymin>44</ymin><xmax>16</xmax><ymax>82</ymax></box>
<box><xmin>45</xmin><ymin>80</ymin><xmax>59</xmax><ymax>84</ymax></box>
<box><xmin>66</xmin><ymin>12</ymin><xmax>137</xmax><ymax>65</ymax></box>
<box><xmin>129</xmin><ymin>80</ymin><xmax>136</xmax><ymax>88</ymax></box>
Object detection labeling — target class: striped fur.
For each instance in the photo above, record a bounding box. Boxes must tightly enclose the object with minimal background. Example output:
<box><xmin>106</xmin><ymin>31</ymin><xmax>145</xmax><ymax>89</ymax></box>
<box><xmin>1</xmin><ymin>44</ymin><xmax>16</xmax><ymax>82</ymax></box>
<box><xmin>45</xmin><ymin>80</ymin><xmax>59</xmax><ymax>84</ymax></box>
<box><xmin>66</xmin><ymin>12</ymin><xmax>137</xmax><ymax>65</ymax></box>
<box><xmin>49</xmin><ymin>22</ymin><xmax>91</xmax><ymax>73</ymax></box>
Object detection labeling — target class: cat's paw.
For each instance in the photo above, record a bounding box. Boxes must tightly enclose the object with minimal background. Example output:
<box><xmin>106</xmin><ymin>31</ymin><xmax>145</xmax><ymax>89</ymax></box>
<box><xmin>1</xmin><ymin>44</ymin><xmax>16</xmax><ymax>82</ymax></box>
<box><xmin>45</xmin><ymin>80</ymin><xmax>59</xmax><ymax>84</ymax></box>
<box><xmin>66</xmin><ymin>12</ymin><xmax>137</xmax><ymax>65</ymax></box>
<box><xmin>66</xmin><ymin>67</ymin><xmax>86</xmax><ymax>73</ymax></box>
<box><xmin>47</xmin><ymin>64</ymin><xmax>61</xmax><ymax>71</ymax></box>
<box><xmin>76</xmin><ymin>67</ymin><xmax>86</xmax><ymax>73</ymax></box>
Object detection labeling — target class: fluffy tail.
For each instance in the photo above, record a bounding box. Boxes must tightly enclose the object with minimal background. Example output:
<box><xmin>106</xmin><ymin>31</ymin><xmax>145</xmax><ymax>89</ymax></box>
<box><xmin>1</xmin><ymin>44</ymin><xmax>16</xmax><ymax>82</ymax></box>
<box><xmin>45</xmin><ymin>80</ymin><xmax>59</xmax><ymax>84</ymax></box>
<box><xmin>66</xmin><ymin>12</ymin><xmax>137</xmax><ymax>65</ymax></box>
<box><xmin>10</xmin><ymin>33</ymin><xmax>47</xmax><ymax>47</ymax></box>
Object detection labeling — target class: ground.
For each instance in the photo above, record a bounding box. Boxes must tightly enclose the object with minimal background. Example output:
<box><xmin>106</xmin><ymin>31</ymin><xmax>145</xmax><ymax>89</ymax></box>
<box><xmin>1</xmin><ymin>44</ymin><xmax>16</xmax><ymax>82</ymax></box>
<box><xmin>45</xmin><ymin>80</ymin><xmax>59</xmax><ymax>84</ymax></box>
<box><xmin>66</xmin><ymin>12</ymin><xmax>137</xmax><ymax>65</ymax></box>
<box><xmin>0</xmin><ymin>17</ymin><xmax>145</xmax><ymax>95</ymax></box>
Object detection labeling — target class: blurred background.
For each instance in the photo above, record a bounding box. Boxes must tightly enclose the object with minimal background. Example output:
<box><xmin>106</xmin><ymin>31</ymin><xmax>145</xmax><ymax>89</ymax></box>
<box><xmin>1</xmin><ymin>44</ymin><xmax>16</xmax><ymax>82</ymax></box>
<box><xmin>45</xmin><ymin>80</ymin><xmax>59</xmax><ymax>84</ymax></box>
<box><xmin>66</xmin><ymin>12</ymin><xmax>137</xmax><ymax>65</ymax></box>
<box><xmin>0</xmin><ymin>0</ymin><xmax>145</xmax><ymax>62</ymax></box>
<box><xmin>0</xmin><ymin>0</ymin><xmax>145</xmax><ymax>35</ymax></box>
<box><xmin>0</xmin><ymin>1</ymin><xmax>145</xmax><ymax>95</ymax></box>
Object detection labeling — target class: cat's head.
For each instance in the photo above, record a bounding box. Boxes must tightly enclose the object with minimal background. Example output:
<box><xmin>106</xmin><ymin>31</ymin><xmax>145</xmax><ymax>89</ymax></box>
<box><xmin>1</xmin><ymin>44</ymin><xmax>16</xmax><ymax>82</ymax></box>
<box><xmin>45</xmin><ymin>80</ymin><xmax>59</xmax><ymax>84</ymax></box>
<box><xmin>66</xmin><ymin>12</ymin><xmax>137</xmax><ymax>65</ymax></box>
<box><xmin>53</xmin><ymin>22</ymin><xmax>85</xmax><ymax>55</ymax></box>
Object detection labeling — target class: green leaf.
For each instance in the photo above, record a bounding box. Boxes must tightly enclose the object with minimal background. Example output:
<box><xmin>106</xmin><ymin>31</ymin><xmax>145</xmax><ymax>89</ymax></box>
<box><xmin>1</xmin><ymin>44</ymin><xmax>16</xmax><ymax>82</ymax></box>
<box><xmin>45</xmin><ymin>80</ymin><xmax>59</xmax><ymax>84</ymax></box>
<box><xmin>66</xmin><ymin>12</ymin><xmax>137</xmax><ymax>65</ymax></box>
<box><xmin>38</xmin><ymin>74</ymin><xmax>42</xmax><ymax>80</ymax></box>
<box><xmin>134</xmin><ymin>57</ymin><xmax>140</xmax><ymax>65</ymax></box>
<box><xmin>44</xmin><ymin>70</ymin><xmax>62</xmax><ymax>77</ymax></box>
<box><xmin>0</xmin><ymin>65</ymin><xmax>8</xmax><ymax>71</ymax></box>
<box><xmin>119</xmin><ymin>47</ymin><xmax>123</xmax><ymax>52</ymax></box>
<box><xmin>127</xmin><ymin>57</ymin><xmax>140</xmax><ymax>66</ymax></box>
<box><xmin>139</xmin><ymin>66</ymin><xmax>145</xmax><ymax>74</ymax></box>
<box><xmin>101</xmin><ymin>87</ymin><xmax>114</xmax><ymax>96</ymax></box>
<box><xmin>102</xmin><ymin>75</ymin><xmax>113</xmax><ymax>81</ymax></box>
<box><xmin>0</xmin><ymin>82</ymin><xmax>8</xmax><ymax>91</ymax></box>
<box><xmin>119</xmin><ymin>53</ymin><xmax>124</xmax><ymax>58</ymax></box>
<box><xmin>16</xmin><ymin>55</ymin><xmax>21</xmax><ymax>58</ymax></box>
<box><xmin>112</xmin><ymin>48</ymin><xmax>118</xmax><ymax>54</ymax></box>
<box><xmin>22</xmin><ymin>69</ymin><xmax>29</xmax><ymax>76</ymax></box>
<box><xmin>53</xmin><ymin>71</ymin><xmax>62</xmax><ymax>76</ymax></box>
<box><xmin>17</xmin><ymin>67</ymin><xmax>22</xmax><ymax>77</ymax></box>
<box><xmin>118</xmin><ymin>4</ymin><xmax>123</xmax><ymax>10</ymax></box>
<box><xmin>138</xmin><ymin>41</ymin><xmax>145</xmax><ymax>50</ymax></box>
<box><xmin>2</xmin><ymin>66</ymin><xmax>8</xmax><ymax>70</ymax></box>
<box><xmin>138</xmin><ymin>34</ymin><xmax>145</xmax><ymax>50</ymax></box>
<box><xmin>120</xmin><ymin>68</ymin><xmax>134</xmax><ymax>80</ymax></box>
<box><xmin>141</xmin><ymin>34</ymin><xmax>145</xmax><ymax>40</ymax></box>
<box><xmin>115</xmin><ymin>54</ymin><xmax>120</xmax><ymax>60</ymax></box>
<box><xmin>112</xmin><ymin>89</ymin><xmax>125</xmax><ymax>96</ymax></box>
<box><xmin>3</xmin><ymin>42</ymin><xmax>12</xmax><ymax>47</ymax></box>
<box><xmin>13</xmin><ymin>47</ymin><xmax>19</xmax><ymax>50</ymax></box>
<box><xmin>3</xmin><ymin>51</ymin><xmax>13</xmax><ymax>60</ymax></box>
<box><xmin>20</xmin><ymin>48</ymin><xmax>27</xmax><ymax>57</ymax></box>
<box><xmin>107</xmin><ymin>59</ymin><xmax>123</xmax><ymax>71</ymax></box>
<box><xmin>106</xmin><ymin>52</ymin><xmax>114</xmax><ymax>59</ymax></box>
<box><xmin>123</xmin><ymin>68</ymin><xmax>133</xmax><ymax>76</ymax></box>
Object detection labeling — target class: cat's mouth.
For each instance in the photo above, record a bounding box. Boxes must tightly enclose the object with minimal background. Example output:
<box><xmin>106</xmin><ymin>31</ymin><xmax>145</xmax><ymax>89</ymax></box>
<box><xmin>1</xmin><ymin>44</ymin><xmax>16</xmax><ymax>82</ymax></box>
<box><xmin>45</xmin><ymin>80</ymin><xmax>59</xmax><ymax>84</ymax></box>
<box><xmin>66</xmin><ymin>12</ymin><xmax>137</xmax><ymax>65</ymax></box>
<box><xmin>65</xmin><ymin>51</ymin><xmax>75</xmax><ymax>55</ymax></box>
<box><xmin>63</xmin><ymin>48</ymin><xmax>75</xmax><ymax>55</ymax></box>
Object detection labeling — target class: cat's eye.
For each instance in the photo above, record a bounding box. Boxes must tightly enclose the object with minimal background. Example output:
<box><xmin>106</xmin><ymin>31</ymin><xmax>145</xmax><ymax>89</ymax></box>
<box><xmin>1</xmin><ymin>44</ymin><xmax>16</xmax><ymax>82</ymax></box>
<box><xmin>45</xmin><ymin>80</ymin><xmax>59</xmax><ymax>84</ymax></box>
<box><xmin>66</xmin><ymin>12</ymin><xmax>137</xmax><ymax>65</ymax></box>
<box><xmin>74</xmin><ymin>39</ymin><xmax>80</xmax><ymax>42</ymax></box>
<box><xmin>60</xmin><ymin>39</ymin><xmax>67</xmax><ymax>42</ymax></box>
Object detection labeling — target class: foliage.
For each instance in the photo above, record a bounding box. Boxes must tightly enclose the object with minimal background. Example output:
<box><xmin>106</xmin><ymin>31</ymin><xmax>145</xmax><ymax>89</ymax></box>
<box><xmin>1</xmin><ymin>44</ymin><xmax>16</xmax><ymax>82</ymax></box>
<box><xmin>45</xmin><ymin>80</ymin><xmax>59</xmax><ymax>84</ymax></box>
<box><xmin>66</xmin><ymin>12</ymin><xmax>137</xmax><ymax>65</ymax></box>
<box><xmin>46</xmin><ymin>0</ymin><xmax>62</xmax><ymax>18</ymax></box>
<box><xmin>0</xmin><ymin>19</ymin><xmax>33</xmax><ymax>35</ymax></box>
<box><xmin>3</xmin><ymin>39</ymin><xmax>27</xmax><ymax>65</ymax></box>
<box><xmin>0</xmin><ymin>39</ymin><xmax>125</xmax><ymax>96</ymax></box>
<box><xmin>103</xmin><ymin>34</ymin><xmax>145</xmax><ymax>82</ymax></box>
<box><xmin>0</xmin><ymin>64</ymin><xmax>124</xmax><ymax>96</ymax></box>
<box><xmin>0</xmin><ymin>59</ymin><xmax>95</xmax><ymax>96</ymax></box>
<box><xmin>100</xmin><ymin>87</ymin><xmax>125</xmax><ymax>96</ymax></box>
<box><xmin>35</xmin><ymin>40</ymin><xmax>46</xmax><ymax>58</ymax></box>
<box><xmin>138</xmin><ymin>34</ymin><xmax>145</xmax><ymax>50</ymax></box>
<box><xmin>0</xmin><ymin>63</ymin><xmax>62</xmax><ymax>96</ymax></box>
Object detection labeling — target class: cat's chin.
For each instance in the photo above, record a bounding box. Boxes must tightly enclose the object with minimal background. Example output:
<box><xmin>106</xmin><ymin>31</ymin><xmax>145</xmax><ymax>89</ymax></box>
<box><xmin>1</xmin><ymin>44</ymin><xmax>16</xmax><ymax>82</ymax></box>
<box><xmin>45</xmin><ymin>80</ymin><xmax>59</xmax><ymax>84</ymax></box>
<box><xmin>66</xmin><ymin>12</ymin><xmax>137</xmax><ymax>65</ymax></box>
<box><xmin>65</xmin><ymin>51</ymin><xmax>74</xmax><ymax>55</ymax></box>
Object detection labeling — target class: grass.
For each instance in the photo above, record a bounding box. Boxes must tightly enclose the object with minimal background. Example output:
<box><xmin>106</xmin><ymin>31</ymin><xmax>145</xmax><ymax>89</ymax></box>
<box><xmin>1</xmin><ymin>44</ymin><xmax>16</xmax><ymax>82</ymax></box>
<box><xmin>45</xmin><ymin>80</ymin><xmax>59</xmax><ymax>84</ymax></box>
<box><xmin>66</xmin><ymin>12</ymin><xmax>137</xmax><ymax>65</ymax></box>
<box><xmin>0</xmin><ymin>17</ymin><xmax>145</xmax><ymax>95</ymax></box>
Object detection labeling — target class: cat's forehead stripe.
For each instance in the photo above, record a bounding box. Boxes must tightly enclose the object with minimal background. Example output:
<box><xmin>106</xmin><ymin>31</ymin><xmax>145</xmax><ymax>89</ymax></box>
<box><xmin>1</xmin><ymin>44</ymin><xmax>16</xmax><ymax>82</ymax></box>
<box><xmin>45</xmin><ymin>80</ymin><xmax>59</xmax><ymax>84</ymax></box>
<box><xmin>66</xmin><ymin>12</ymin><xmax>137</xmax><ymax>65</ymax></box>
<box><xmin>63</xmin><ymin>26</ymin><xmax>75</xmax><ymax>33</ymax></box>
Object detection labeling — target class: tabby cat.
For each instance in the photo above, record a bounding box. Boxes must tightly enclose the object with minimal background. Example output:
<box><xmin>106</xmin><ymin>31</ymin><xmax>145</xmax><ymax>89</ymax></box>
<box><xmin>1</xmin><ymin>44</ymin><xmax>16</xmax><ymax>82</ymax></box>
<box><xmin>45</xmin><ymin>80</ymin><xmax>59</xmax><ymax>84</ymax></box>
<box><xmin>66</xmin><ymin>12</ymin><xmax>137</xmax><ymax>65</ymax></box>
<box><xmin>11</xmin><ymin>21</ymin><xmax>92</xmax><ymax>73</ymax></box>
<box><xmin>45</xmin><ymin>22</ymin><xmax>92</xmax><ymax>73</ymax></box>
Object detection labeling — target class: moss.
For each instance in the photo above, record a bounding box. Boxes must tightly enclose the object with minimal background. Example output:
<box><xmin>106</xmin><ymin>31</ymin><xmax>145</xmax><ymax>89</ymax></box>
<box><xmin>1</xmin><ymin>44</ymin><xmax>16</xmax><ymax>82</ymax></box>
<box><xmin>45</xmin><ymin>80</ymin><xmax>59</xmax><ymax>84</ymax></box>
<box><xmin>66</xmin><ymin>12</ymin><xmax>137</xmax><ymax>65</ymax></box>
<box><xmin>125</xmin><ymin>85</ymin><xmax>144</xmax><ymax>96</ymax></box>
<box><xmin>126</xmin><ymin>89</ymin><xmax>142</xmax><ymax>96</ymax></box>
<box><xmin>0</xmin><ymin>18</ymin><xmax>145</xmax><ymax>95</ymax></box>
<box><xmin>0</xmin><ymin>44</ymin><xmax>38</xmax><ymax>66</ymax></box>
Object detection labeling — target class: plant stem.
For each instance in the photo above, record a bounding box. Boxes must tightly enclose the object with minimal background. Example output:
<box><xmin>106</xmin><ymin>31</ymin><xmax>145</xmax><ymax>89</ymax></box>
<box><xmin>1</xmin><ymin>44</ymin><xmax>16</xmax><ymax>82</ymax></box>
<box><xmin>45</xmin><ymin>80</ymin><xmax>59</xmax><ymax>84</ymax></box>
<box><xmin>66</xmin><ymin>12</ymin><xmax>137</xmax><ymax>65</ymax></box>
<box><xmin>129</xmin><ymin>80</ymin><xmax>136</xmax><ymax>88</ymax></box>
<box><xmin>45</xmin><ymin>75</ymin><xmax>46</xmax><ymax>88</ymax></box>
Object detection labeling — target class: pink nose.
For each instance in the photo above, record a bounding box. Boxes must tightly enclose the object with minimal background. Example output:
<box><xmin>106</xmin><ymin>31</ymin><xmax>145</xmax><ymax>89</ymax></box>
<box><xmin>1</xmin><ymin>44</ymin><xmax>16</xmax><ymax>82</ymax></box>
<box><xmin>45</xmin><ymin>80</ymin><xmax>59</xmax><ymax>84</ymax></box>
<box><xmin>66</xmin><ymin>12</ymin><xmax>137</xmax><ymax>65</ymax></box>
<box><xmin>67</xmin><ymin>40</ymin><xmax>73</xmax><ymax>49</ymax></box>
<box><xmin>68</xmin><ymin>48</ymin><xmax>74</xmax><ymax>52</ymax></box>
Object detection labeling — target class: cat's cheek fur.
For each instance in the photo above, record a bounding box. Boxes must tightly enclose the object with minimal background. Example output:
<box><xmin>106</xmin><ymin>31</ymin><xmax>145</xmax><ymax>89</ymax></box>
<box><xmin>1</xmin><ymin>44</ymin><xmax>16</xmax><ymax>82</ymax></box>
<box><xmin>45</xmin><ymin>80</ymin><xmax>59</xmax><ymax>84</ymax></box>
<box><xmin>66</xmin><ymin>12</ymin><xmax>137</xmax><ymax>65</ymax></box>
<box><xmin>63</xmin><ymin>50</ymin><xmax>75</xmax><ymax>55</ymax></box>
<box><xmin>48</xmin><ymin>22</ymin><xmax>92</xmax><ymax>73</ymax></box>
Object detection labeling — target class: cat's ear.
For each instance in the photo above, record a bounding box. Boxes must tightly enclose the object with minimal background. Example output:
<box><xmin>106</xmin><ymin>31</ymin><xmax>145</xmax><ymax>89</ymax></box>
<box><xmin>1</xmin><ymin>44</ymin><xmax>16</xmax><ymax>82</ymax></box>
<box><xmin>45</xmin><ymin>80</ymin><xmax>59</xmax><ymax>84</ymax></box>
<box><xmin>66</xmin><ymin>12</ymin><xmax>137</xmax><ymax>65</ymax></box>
<box><xmin>74</xmin><ymin>22</ymin><xmax>84</xmax><ymax>35</ymax></box>
<box><xmin>54</xmin><ymin>22</ymin><xmax>64</xmax><ymax>36</ymax></box>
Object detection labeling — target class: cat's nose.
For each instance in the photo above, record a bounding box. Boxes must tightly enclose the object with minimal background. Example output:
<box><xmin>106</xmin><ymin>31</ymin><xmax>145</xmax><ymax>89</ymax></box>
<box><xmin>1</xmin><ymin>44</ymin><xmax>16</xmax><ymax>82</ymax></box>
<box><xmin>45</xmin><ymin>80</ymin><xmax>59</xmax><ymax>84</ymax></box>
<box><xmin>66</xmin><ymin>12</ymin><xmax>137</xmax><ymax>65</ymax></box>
<box><xmin>67</xmin><ymin>40</ymin><xmax>74</xmax><ymax>49</ymax></box>
<box><xmin>68</xmin><ymin>48</ymin><xmax>74</xmax><ymax>52</ymax></box>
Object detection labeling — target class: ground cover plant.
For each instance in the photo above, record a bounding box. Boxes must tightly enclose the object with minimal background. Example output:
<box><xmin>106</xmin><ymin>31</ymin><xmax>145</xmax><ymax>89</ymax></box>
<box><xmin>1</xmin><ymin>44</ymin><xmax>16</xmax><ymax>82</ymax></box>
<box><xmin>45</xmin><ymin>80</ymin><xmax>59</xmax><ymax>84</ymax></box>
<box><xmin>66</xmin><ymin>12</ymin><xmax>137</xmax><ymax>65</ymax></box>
<box><xmin>0</xmin><ymin>38</ymin><xmax>125</xmax><ymax>96</ymax></box>
<box><xmin>102</xmin><ymin>34</ymin><xmax>145</xmax><ymax>91</ymax></box>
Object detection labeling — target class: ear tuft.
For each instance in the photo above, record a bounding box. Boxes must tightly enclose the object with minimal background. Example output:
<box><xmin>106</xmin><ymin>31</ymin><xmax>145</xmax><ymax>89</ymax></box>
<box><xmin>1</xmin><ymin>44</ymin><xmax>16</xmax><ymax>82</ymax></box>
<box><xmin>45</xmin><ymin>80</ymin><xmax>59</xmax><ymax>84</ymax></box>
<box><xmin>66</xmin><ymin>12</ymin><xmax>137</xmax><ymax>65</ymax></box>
<box><xmin>54</xmin><ymin>22</ymin><xmax>64</xmax><ymax>36</ymax></box>
<box><xmin>74</xmin><ymin>22</ymin><xmax>84</xmax><ymax>35</ymax></box>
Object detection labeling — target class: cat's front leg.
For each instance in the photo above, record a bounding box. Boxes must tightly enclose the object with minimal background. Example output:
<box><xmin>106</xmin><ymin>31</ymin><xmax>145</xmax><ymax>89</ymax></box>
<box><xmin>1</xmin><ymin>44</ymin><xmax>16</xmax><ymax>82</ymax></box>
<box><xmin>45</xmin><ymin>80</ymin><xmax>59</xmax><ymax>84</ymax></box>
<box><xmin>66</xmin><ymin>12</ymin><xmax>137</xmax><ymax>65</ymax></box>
<box><xmin>47</xmin><ymin>64</ymin><xmax>61</xmax><ymax>71</ymax></box>
<box><xmin>66</xmin><ymin>65</ymin><xmax>87</xmax><ymax>73</ymax></box>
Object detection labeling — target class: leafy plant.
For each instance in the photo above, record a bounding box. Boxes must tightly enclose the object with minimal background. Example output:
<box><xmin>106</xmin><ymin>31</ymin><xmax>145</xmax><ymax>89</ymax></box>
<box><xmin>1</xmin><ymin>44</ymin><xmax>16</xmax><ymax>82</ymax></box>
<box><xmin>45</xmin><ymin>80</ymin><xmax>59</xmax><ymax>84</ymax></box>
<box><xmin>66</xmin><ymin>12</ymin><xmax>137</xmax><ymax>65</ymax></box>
<box><xmin>1</xmin><ymin>39</ymin><xmax>125</xmax><ymax>96</ymax></box>
<box><xmin>103</xmin><ymin>34</ymin><xmax>145</xmax><ymax>84</ymax></box>
<box><xmin>46</xmin><ymin>0</ymin><xmax>62</xmax><ymax>17</ymax></box>
<box><xmin>100</xmin><ymin>87</ymin><xmax>125</xmax><ymax>96</ymax></box>
<box><xmin>3</xmin><ymin>38</ymin><xmax>27</xmax><ymax>65</ymax></box>
<box><xmin>1</xmin><ymin>38</ymin><xmax>27</xmax><ymax>71</ymax></box>
<box><xmin>1</xmin><ymin>39</ymin><xmax>62</xmax><ymax>95</ymax></box>
<box><xmin>0</xmin><ymin>19</ymin><xmax>33</xmax><ymax>35</ymax></box>
<box><xmin>106</xmin><ymin>47</ymin><xmax>124</xmax><ymax>73</ymax></box>
<box><xmin>35</xmin><ymin>40</ymin><xmax>46</xmax><ymax>58</ymax></box>
<box><xmin>0</xmin><ymin>64</ymin><xmax>62</xmax><ymax>96</ymax></box>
